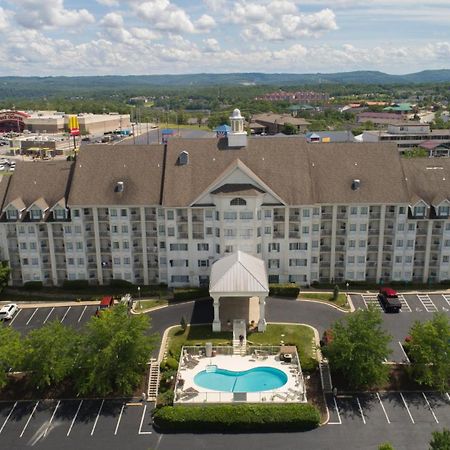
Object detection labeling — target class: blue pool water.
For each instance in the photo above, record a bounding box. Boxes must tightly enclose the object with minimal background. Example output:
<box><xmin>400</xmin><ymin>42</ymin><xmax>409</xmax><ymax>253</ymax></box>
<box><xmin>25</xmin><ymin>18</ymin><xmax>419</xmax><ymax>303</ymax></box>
<box><xmin>194</xmin><ymin>366</ymin><xmax>288</xmax><ymax>392</ymax></box>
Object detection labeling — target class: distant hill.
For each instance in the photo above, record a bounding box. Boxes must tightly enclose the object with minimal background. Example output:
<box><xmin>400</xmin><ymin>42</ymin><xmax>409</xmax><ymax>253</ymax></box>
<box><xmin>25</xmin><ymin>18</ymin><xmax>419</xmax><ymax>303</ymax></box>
<box><xmin>1</xmin><ymin>70</ymin><xmax>450</xmax><ymax>99</ymax></box>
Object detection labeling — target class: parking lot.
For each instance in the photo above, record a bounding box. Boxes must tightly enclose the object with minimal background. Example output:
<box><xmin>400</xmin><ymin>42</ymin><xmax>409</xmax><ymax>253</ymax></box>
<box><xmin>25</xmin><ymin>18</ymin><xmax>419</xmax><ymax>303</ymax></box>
<box><xmin>0</xmin><ymin>398</ymin><xmax>154</xmax><ymax>449</ymax></box>
<box><xmin>2</xmin><ymin>304</ymin><xmax>99</xmax><ymax>334</ymax></box>
<box><xmin>326</xmin><ymin>390</ymin><xmax>450</xmax><ymax>426</ymax></box>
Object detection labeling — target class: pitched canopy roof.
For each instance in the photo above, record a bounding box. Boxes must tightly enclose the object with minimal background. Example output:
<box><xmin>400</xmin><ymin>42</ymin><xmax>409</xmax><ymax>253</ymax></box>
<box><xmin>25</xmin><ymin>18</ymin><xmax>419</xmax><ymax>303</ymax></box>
<box><xmin>209</xmin><ymin>251</ymin><xmax>269</xmax><ymax>295</ymax></box>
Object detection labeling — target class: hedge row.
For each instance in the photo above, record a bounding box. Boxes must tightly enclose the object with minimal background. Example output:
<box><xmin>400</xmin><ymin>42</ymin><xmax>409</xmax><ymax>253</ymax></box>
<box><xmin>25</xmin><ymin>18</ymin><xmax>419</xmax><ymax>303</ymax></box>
<box><xmin>173</xmin><ymin>288</ymin><xmax>210</xmax><ymax>301</ymax></box>
<box><xmin>23</xmin><ymin>281</ymin><xmax>43</xmax><ymax>290</ymax></box>
<box><xmin>153</xmin><ymin>404</ymin><xmax>320</xmax><ymax>433</ymax></box>
<box><xmin>269</xmin><ymin>283</ymin><xmax>300</xmax><ymax>298</ymax></box>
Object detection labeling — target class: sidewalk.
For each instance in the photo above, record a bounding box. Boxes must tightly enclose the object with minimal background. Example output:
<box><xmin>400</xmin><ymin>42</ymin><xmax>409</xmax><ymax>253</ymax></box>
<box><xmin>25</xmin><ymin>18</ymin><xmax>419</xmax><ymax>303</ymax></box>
<box><xmin>0</xmin><ymin>300</ymin><xmax>98</xmax><ymax>308</ymax></box>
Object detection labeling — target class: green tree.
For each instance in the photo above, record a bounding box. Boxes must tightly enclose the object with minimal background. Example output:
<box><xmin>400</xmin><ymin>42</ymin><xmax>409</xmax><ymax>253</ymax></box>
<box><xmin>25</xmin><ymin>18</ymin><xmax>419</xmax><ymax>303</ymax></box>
<box><xmin>407</xmin><ymin>313</ymin><xmax>450</xmax><ymax>392</ymax></box>
<box><xmin>0</xmin><ymin>261</ymin><xmax>11</xmax><ymax>290</ymax></box>
<box><xmin>180</xmin><ymin>316</ymin><xmax>187</xmax><ymax>331</ymax></box>
<box><xmin>429</xmin><ymin>428</ymin><xmax>450</xmax><ymax>450</ymax></box>
<box><xmin>281</xmin><ymin>123</ymin><xmax>298</xmax><ymax>135</ymax></box>
<box><xmin>333</xmin><ymin>285</ymin><xmax>339</xmax><ymax>301</ymax></box>
<box><xmin>24</xmin><ymin>321</ymin><xmax>80</xmax><ymax>389</ymax></box>
<box><xmin>0</xmin><ymin>327</ymin><xmax>23</xmax><ymax>389</ymax></box>
<box><xmin>76</xmin><ymin>304</ymin><xmax>157</xmax><ymax>396</ymax></box>
<box><xmin>378</xmin><ymin>444</ymin><xmax>395</xmax><ymax>450</ymax></box>
<box><xmin>322</xmin><ymin>308</ymin><xmax>392</xmax><ymax>389</ymax></box>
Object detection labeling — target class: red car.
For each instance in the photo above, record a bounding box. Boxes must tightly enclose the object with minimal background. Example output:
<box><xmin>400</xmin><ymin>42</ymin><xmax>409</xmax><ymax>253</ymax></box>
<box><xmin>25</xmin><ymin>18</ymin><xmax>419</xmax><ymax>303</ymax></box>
<box><xmin>378</xmin><ymin>287</ymin><xmax>402</xmax><ymax>312</ymax></box>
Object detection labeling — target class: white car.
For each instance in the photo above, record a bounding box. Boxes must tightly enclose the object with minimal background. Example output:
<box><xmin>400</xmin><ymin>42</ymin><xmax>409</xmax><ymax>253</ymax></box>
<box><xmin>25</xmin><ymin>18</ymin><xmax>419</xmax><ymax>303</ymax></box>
<box><xmin>0</xmin><ymin>303</ymin><xmax>18</xmax><ymax>320</ymax></box>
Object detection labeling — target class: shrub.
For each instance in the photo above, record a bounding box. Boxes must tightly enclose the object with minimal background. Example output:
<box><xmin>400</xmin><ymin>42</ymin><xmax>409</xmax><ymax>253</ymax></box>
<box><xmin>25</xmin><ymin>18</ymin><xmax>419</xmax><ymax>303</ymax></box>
<box><xmin>157</xmin><ymin>390</ymin><xmax>174</xmax><ymax>407</ymax></box>
<box><xmin>109</xmin><ymin>279</ymin><xmax>134</xmax><ymax>288</ymax></box>
<box><xmin>62</xmin><ymin>279</ymin><xmax>89</xmax><ymax>290</ymax></box>
<box><xmin>23</xmin><ymin>281</ymin><xmax>43</xmax><ymax>291</ymax></box>
<box><xmin>269</xmin><ymin>284</ymin><xmax>300</xmax><ymax>298</ymax></box>
<box><xmin>160</xmin><ymin>357</ymin><xmax>179</xmax><ymax>371</ymax></box>
<box><xmin>153</xmin><ymin>404</ymin><xmax>320</xmax><ymax>433</ymax></box>
<box><xmin>173</xmin><ymin>288</ymin><xmax>210</xmax><ymax>301</ymax></box>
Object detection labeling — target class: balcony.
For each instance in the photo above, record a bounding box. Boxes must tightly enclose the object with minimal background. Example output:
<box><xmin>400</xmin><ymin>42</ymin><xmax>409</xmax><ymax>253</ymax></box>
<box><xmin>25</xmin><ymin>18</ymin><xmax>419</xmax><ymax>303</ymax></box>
<box><xmin>192</xmin><ymin>216</ymin><xmax>204</xmax><ymax>223</ymax></box>
<box><xmin>177</xmin><ymin>216</ymin><xmax>188</xmax><ymax>223</ymax></box>
<box><xmin>416</xmin><ymin>229</ymin><xmax>427</xmax><ymax>236</ymax></box>
<box><xmin>414</xmin><ymin>261</ymin><xmax>425</xmax><ymax>267</ymax></box>
<box><xmin>370</xmin><ymin>213</ymin><xmax>381</xmax><ymax>219</ymax></box>
<box><xmin>273</xmin><ymin>216</ymin><xmax>285</xmax><ymax>222</ymax></box>
<box><xmin>178</xmin><ymin>232</ymin><xmax>188</xmax><ymax>239</ymax></box>
<box><xmin>321</xmin><ymin>213</ymin><xmax>332</xmax><ymax>220</ymax></box>
<box><xmin>289</xmin><ymin>232</ymin><xmax>300</xmax><ymax>239</ymax></box>
<box><xmin>336</xmin><ymin>213</ymin><xmax>347</xmax><ymax>219</ymax></box>
<box><xmin>336</xmin><ymin>230</ymin><xmax>346</xmax><ymax>236</ymax></box>
<box><xmin>321</xmin><ymin>246</ymin><xmax>331</xmax><ymax>251</ymax></box>
<box><xmin>289</xmin><ymin>215</ymin><xmax>300</xmax><ymax>221</ymax></box>
<box><xmin>415</xmin><ymin>245</ymin><xmax>425</xmax><ymax>251</ymax></box>
<box><xmin>368</xmin><ymin>245</ymin><xmax>378</xmax><ymax>252</ymax></box>
<box><xmin>368</xmin><ymin>229</ymin><xmax>380</xmax><ymax>235</ymax></box>
<box><xmin>335</xmin><ymin>245</ymin><xmax>345</xmax><ymax>252</ymax></box>
<box><xmin>193</xmin><ymin>233</ymin><xmax>204</xmax><ymax>240</ymax></box>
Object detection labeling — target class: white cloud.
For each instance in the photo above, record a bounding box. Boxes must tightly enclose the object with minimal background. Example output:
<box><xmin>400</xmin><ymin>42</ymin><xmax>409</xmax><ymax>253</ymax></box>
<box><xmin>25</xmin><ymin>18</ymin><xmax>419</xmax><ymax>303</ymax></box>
<box><xmin>195</xmin><ymin>14</ymin><xmax>216</xmax><ymax>32</ymax></box>
<box><xmin>96</xmin><ymin>0</ymin><xmax>119</xmax><ymax>6</ymax></box>
<box><xmin>13</xmin><ymin>0</ymin><xmax>95</xmax><ymax>30</ymax></box>
<box><xmin>203</xmin><ymin>37</ymin><xmax>220</xmax><ymax>52</ymax></box>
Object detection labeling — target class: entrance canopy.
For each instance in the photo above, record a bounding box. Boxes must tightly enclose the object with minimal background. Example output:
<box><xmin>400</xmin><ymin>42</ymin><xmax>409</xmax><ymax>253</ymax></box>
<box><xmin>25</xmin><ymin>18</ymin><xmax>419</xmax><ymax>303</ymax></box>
<box><xmin>209</xmin><ymin>251</ymin><xmax>269</xmax><ymax>332</ymax></box>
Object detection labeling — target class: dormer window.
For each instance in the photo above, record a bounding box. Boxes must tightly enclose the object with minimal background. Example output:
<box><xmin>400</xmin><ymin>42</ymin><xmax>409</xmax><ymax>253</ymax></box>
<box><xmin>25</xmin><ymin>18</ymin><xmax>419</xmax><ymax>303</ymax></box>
<box><xmin>438</xmin><ymin>205</ymin><xmax>450</xmax><ymax>217</ymax></box>
<box><xmin>30</xmin><ymin>209</ymin><xmax>42</xmax><ymax>221</ymax></box>
<box><xmin>6</xmin><ymin>210</ymin><xmax>18</xmax><ymax>221</ymax></box>
<box><xmin>230</xmin><ymin>197</ymin><xmax>246</xmax><ymax>206</ymax></box>
<box><xmin>54</xmin><ymin>208</ymin><xmax>67</xmax><ymax>220</ymax></box>
<box><xmin>413</xmin><ymin>206</ymin><xmax>426</xmax><ymax>217</ymax></box>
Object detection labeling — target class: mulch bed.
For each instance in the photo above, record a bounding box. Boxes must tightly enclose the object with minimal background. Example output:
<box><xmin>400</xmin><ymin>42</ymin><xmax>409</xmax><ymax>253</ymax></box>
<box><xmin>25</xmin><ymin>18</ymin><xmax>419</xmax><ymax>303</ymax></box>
<box><xmin>305</xmin><ymin>369</ymin><xmax>327</xmax><ymax>422</ymax></box>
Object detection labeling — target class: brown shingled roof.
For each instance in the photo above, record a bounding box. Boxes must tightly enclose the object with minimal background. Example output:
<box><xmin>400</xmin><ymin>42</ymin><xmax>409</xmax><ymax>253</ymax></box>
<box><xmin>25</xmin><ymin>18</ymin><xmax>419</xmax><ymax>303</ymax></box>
<box><xmin>68</xmin><ymin>144</ymin><xmax>164</xmax><ymax>206</ymax></box>
<box><xmin>2</xmin><ymin>161</ymin><xmax>73</xmax><ymax>211</ymax></box>
<box><xmin>163</xmin><ymin>137</ymin><xmax>409</xmax><ymax>206</ymax></box>
<box><xmin>402</xmin><ymin>158</ymin><xmax>450</xmax><ymax>206</ymax></box>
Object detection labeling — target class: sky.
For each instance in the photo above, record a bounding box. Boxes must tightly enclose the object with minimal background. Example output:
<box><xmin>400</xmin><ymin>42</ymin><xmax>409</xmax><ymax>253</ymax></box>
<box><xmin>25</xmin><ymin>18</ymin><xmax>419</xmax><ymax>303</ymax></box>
<box><xmin>1</xmin><ymin>0</ymin><xmax>450</xmax><ymax>76</ymax></box>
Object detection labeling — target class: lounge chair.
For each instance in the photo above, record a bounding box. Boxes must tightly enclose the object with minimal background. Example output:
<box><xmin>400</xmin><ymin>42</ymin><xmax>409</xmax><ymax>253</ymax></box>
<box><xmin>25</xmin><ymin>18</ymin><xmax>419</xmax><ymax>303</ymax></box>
<box><xmin>180</xmin><ymin>387</ymin><xmax>199</xmax><ymax>400</ymax></box>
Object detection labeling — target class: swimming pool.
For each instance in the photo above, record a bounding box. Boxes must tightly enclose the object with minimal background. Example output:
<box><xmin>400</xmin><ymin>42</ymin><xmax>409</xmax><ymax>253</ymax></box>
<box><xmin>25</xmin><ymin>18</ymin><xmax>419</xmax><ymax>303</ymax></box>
<box><xmin>194</xmin><ymin>366</ymin><xmax>288</xmax><ymax>392</ymax></box>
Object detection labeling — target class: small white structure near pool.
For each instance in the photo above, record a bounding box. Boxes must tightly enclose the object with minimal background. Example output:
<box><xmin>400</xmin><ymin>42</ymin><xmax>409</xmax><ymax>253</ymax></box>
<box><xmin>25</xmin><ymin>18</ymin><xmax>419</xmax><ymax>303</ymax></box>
<box><xmin>174</xmin><ymin>345</ymin><xmax>306</xmax><ymax>405</ymax></box>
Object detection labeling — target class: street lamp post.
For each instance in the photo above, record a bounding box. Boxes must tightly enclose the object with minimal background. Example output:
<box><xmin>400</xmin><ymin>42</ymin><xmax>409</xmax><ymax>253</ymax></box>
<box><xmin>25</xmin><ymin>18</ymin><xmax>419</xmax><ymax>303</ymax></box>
<box><xmin>138</xmin><ymin>286</ymin><xmax>141</xmax><ymax>301</ymax></box>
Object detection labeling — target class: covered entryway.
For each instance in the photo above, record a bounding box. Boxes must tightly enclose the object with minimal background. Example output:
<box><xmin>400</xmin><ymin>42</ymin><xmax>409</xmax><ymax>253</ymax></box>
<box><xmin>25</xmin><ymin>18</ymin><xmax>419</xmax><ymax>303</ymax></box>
<box><xmin>209</xmin><ymin>251</ymin><xmax>269</xmax><ymax>332</ymax></box>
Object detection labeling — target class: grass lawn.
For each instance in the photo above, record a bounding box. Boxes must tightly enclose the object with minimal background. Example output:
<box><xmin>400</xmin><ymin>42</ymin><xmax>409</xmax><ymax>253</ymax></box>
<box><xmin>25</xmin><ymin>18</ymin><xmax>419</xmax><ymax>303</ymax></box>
<box><xmin>135</xmin><ymin>299</ymin><xmax>168</xmax><ymax>310</ymax></box>
<box><xmin>159</xmin><ymin>123</ymin><xmax>211</xmax><ymax>131</ymax></box>
<box><xmin>167</xmin><ymin>324</ymin><xmax>317</xmax><ymax>371</ymax></box>
<box><xmin>299</xmin><ymin>292</ymin><xmax>348</xmax><ymax>308</ymax></box>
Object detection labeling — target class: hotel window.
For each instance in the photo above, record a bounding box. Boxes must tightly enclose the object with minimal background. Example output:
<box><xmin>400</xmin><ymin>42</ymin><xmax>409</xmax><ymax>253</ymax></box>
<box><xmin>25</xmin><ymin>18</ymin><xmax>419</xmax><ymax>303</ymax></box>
<box><xmin>171</xmin><ymin>275</ymin><xmax>189</xmax><ymax>283</ymax></box>
<box><xmin>205</xmin><ymin>210</ymin><xmax>213</xmax><ymax>220</ymax></box>
<box><xmin>239</xmin><ymin>211</ymin><xmax>253</xmax><ymax>220</ymax></box>
<box><xmin>230</xmin><ymin>198</ymin><xmax>246</xmax><ymax>206</ymax></box>
<box><xmin>112</xmin><ymin>225</ymin><xmax>118</xmax><ymax>233</ymax></box>
<box><xmin>357</xmin><ymin>255</ymin><xmax>365</xmax><ymax>264</ymax></box>
<box><xmin>54</xmin><ymin>208</ymin><xmax>66</xmax><ymax>220</ymax></box>
<box><xmin>120</xmin><ymin>209</ymin><xmax>127</xmax><ymax>217</ymax></box>
<box><xmin>268</xmin><ymin>243</ymin><xmax>280</xmax><ymax>252</ymax></box>
<box><xmin>359</xmin><ymin>240</ymin><xmax>366</xmax><ymax>248</ymax></box>
<box><xmin>32</xmin><ymin>258</ymin><xmax>39</xmax><ymax>266</ymax></box>
<box><xmin>216</xmin><ymin>244</ymin><xmax>220</xmax><ymax>254</ymax></box>
<box><xmin>312</xmin><ymin>240</ymin><xmax>318</xmax><ymax>248</ymax></box>
<box><xmin>206</xmin><ymin>227</ymin><xmax>213</xmax><ymax>235</ymax></box>
<box><xmin>28</xmin><ymin>226</ymin><xmax>35</xmax><ymax>233</ymax></box>
<box><xmin>313</xmin><ymin>207</ymin><xmax>320</xmax><ymax>216</ymax></box>
<box><xmin>265</xmin><ymin>226</ymin><xmax>271</xmax><ymax>235</ymax></box>
<box><xmin>7</xmin><ymin>210</ymin><xmax>18</xmax><ymax>220</ymax></box>
<box><xmin>289</xmin><ymin>242</ymin><xmax>307</xmax><ymax>250</ymax></box>
<box><xmin>359</xmin><ymin>224</ymin><xmax>367</xmax><ymax>232</ymax></box>
<box><xmin>159</xmin><ymin>241</ymin><xmax>166</xmax><ymax>250</ymax></box>
<box><xmin>268</xmin><ymin>259</ymin><xmax>279</xmax><ymax>269</ymax></box>
<box><xmin>257</xmin><ymin>244</ymin><xmax>261</xmax><ymax>254</ymax></box>
<box><xmin>30</xmin><ymin>209</ymin><xmax>42</xmax><ymax>220</ymax></box>
<box><xmin>312</xmin><ymin>224</ymin><xmax>319</xmax><ymax>232</ymax></box>
<box><xmin>348</xmin><ymin>240</ymin><xmax>356</xmax><ymax>248</ymax></box>
<box><xmin>84</xmin><ymin>208</ymin><xmax>90</xmax><ymax>215</ymax></box>
<box><xmin>66</xmin><ymin>242</ymin><xmax>73</xmax><ymax>250</ymax></box>
<box><xmin>405</xmin><ymin>256</ymin><xmax>412</xmax><ymax>263</ymax></box>
<box><xmin>360</xmin><ymin>207</ymin><xmax>368</xmax><ymax>215</ymax></box>
<box><xmin>302</xmin><ymin>226</ymin><xmax>309</xmax><ymax>234</ymax></box>
<box><xmin>123</xmin><ymin>241</ymin><xmax>129</xmax><ymax>249</ymax></box>
<box><xmin>439</xmin><ymin>206</ymin><xmax>450</xmax><ymax>216</ymax></box>
<box><xmin>289</xmin><ymin>259</ymin><xmax>307</xmax><ymax>267</ymax></box>
<box><xmin>22</xmin><ymin>258</ymin><xmax>29</xmax><ymax>266</ymax></box>
<box><xmin>198</xmin><ymin>260</ymin><xmax>209</xmax><ymax>267</ymax></box>
<box><xmin>224</xmin><ymin>211</ymin><xmax>237</xmax><ymax>220</ymax></box>
<box><xmin>167</xmin><ymin>210</ymin><xmax>174</xmax><ymax>220</ymax></box>
<box><xmin>350</xmin><ymin>207</ymin><xmax>357</xmax><ymax>216</ymax></box>
<box><xmin>113</xmin><ymin>241</ymin><xmax>120</xmax><ymax>249</ymax></box>
<box><xmin>78</xmin><ymin>258</ymin><xmax>85</xmax><ymax>266</ymax></box>
<box><xmin>302</xmin><ymin>209</ymin><xmax>310</xmax><ymax>218</ymax></box>
<box><xmin>443</xmin><ymin>255</ymin><xmax>450</xmax><ymax>263</ymax></box>
<box><xmin>399</xmin><ymin>206</ymin><xmax>406</xmax><ymax>215</ymax></box>
<box><xmin>216</xmin><ymin>228</ymin><xmax>220</xmax><ymax>237</ymax></box>
<box><xmin>408</xmin><ymin>223</ymin><xmax>415</xmax><ymax>231</ymax></box>
<box><xmin>74</xmin><ymin>225</ymin><xmax>81</xmax><ymax>234</ymax></box>
<box><xmin>311</xmin><ymin>256</ymin><xmax>318</xmax><ymax>264</ymax></box>
<box><xmin>224</xmin><ymin>229</ymin><xmax>236</xmax><ymax>237</ymax></box>
<box><xmin>76</xmin><ymin>242</ymin><xmax>83</xmax><ymax>251</ymax></box>
<box><xmin>397</xmin><ymin>223</ymin><xmax>405</xmax><ymax>231</ymax></box>
<box><xmin>18</xmin><ymin>225</ymin><xmax>25</xmax><ymax>234</ymax></box>
<box><xmin>121</xmin><ymin>225</ymin><xmax>128</xmax><ymax>233</ymax></box>
<box><xmin>395</xmin><ymin>256</ymin><xmax>402</xmax><ymax>263</ymax></box>
<box><xmin>347</xmin><ymin>256</ymin><xmax>355</xmax><ymax>264</ymax></box>
<box><xmin>445</xmin><ymin>240</ymin><xmax>450</xmax><ymax>247</ymax></box>
<box><xmin>197</xmin><ymin>243</ymin><xmax>209</xmax><ymax>251</ymax></box>
<box><xmin>73</xmin><ymin>209</ymin><xmax>80</xmax><ymax>217</ymax></box>
<box><xmin>446</xmin><ymin>223</ymin><xmax>450</xmax><ymax>231</ymax></box>
<box><xmin>264</xmin><ymin>210</ymin><xmax>272</xmax><ymax>219</ymax></box>
<box><xmin>396</xmin><ymin>239</ymin><xmax>404</xmax><ymax>248</ymax></box>
<box><xmin>29</xmin><ymin>242</ymin><xmax>37</xmax><ymax>251</ymax></box>
<box><xmin>349</xmin><ymin>224</ymin><xmax>356</xmax><ymax>232</ymax></box>
<box><xmin>168</xmin><ymin>227</ymin><xmax>175</xmax><ymax>237</ymax></box>
<box><xmin>406</xmin><ymin>240</ymin><xmax>414</xmax><ymax>248</ymax></box>
<box><xmin>413</xmin><ymin>206</ymin><xmax>426</xmax><ymax>217</ymax></box>
<box><xmin>68</xmin><ymin>258</ymin><xmax>74</xmax><ymax>265</ymax></box>
<box><xmin>169</xmin><ymin>243</ymin><xmax>188</xmax><ymax>251</ymax></box>
<box><xmin>20</xmin><ymin>242</ymin><xmax>27</xmax><ymax>250</ymax></box>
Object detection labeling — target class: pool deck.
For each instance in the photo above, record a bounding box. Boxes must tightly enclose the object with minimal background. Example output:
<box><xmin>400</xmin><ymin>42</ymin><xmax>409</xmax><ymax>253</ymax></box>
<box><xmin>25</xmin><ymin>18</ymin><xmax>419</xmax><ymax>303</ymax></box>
<box><xmin>174</xmin><ymin>352</ymin><xmax>306</xmax><ymax>404</ymax></box>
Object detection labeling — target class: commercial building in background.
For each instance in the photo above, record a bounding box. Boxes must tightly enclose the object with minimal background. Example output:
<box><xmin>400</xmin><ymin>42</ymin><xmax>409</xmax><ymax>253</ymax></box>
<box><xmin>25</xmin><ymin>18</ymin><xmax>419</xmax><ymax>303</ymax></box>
<box><xmin>251</xmin><ymin>113</ymin><xmax>310</xmax><ymax>134</ymax></box>
<box><xmin>1</xmin><ymin>109</ymin><xmax>450</xmax><ymax>288</ymax></box>
<box><xmin>0</xmin><ymin>110</ymin><xmax>131</xmax><ymax>135</ymax></box>
<box><xmin>255</xmin><ymin>91</ymin><xmax>329</xmax><ymax>103</ymax></box>
<box><xmin>362</xmin><ymin>122</ymin><xmax>450</xmax><ymax>151</ymax></box>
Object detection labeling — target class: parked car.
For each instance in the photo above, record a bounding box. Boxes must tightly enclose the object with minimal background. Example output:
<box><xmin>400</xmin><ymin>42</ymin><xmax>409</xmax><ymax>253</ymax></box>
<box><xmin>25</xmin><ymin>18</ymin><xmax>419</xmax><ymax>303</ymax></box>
<box><xmin>0</xmin><ymin>303</ymin><xmax>18</xmax><ymax>320</ymax></box>
<box><xmin>378</xmin><ymin>287</ymin><xmax>402</xmax><ymax>312</ymax></box>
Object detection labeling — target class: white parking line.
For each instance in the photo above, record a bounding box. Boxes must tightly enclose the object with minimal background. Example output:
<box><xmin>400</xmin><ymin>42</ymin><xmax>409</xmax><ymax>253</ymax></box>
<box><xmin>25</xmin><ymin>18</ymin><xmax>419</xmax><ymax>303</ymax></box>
<box><xmin>20</xmin><ymin>401</ymin><xmax>39</xmax><ymax>437</ymax></box>
<box><xmin>377</xmin><ymin>393</ymin><xmax>391</xmax><ymax>424</ymax></box>
<box><xmin>328</xmin><ymin>397</ymin><xmax>342</xmax><ymax>425</ymax></box>
<box><xmin>422</xmin><ymin>392</ymin><xmax>439</xmax><ymax>424</ymax></box>
<box><xmin>44</xmin><ymin>400</ymin><xmax>60</xmax><ymax>436</ymax></box>
<box><xmin>78</xmin><ymin>306</ymin><xmax>87</xmax><ymax>323</ymax></box>
<box><xmin>400</xmin><ymin>393</ymin><xmax>415</xmax><ymax>424</ymax></box>
<box><xmin>442</xmin><ymin>294</ymin><xmax>450</xmax><ymax>307</ymax></box>
<box><xmin>0</xmin><ymin>401</ymin><xmax>17</xmax><ymax>434</ymax></box>
<box><xmin>138</xmin><ymin>404</ymin><xmax>152</xmax><ymax>435</ymax></box>
<box><xmin>91</xmin><ymin>399</ymin><xmax>104</xmax><ymax>436</ymax></box>
<box><xmin>114</xmin><ymin>403</ymin><xmax>125</xmax><ymax>435</ymax></box>
<box><xmin>361</xmin><ymin>294</ymin><xmax>382</xmax><ymax>311</ymax></box>
<box><xmin>60</xmin><ymin>307</ymin><xmax>71</xmax><ymax>323</ymax></box>
<box><xmin>9</xmin><ymin>309</ymin><xmax>21</xmax><ymax>326</ymax></box>
<box><xmin>398</xmin><ymin>341</ymin><xmax>410</xmax><ymax>363</ymax></box>
<box><xmin>417</xmin><ymin>294</ymin><xmax>438</xmax><ymax>313</ymax></box>
<box><xmin>356</xmin><ymin>397</ymin><xmax>366</xmax><ymax>424</ymax></box>
<box><xmin>397</xmin><ymin>294</ymin><xmax>412</xmax><ymax>312</ymax></box>
<box><xmin>67</xmin><ymin>400</ymin><xmax>83</xmax><ymax>436</ymax></box>
<box><xmin>43</xmin><ymin>307</ymin><xmax>55</xmax><ymax>324</ymax></box>
<box><xmin>26</xmin><ymin>308</ymin><xmax>38</xmax><ymax>325</ymax></box>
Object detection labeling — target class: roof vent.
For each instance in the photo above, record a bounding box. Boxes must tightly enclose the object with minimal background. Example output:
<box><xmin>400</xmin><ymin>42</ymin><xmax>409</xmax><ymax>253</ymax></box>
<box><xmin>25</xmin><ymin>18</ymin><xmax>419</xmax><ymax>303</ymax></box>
<box><xmin>115</xmin><ymin>181</ymin><xmax>124</xmax><ymax>193</ymax></box>
<box><xmin>351</xmin><ymin>179</ymin><xmax>361</xmax><ymax>190</ymax></box>
<box><xmin>178</xmin><ymin>151</ymin><xmax>189</xmax><ymax>166</ymax></box>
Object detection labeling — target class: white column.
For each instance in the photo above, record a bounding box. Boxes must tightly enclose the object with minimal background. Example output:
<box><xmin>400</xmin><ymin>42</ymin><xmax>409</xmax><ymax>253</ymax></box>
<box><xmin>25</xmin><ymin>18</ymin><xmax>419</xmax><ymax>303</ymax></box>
<box><xmin>376</xmin><ymin>205</ymin><xmax>386</xmax><ymax>282</ymax></box>
<box><xmin>329</xmin><ymin>205</ymin><xmax>338</xmax><ymax>282</ymax></box>
<box><xmin>212</xmin><ymin>296</ymin><xmax>221</xmax><ymax>332</ymax></box>
<box><xmin>46</xmin><ymin>223</ymin><xmax>58</xmax><ymax>286</ymax></box>
<box><xmin>140</xmin><ymin>207</ymin><xmax>149</xmax><ymax>285</ymax></box>
<box><xmin>93</xmin><ymin>207</ymin><xmax>103</xmax><ymax>285</ymax></box>
<box><xmin>258</xmin><ymin>295</ymin><xmax>267</xmax><ymax>332</ymax></box>
<box><xmin>423</xmin><ymin>220</ymin><xmax>433</xmax><ymax>283</ymax></box>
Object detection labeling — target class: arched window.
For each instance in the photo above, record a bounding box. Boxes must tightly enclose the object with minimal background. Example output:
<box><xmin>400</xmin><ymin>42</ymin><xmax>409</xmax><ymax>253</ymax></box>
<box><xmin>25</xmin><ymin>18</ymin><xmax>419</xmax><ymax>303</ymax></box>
<box><xmin>230</xmin><ymin>197</ymin><xmax>246</xmax><ymax>206</ymax></box>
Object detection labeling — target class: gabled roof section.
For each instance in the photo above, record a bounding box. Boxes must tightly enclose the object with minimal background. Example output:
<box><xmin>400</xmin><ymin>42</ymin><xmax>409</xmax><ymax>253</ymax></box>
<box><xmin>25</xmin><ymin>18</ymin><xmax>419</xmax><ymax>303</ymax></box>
<box><xmin>68</xmin><ymin>145</ymin><xmax>164</xmax><ymax>206</ymax></box>
<box><xmin>211</xmin><ymin>183</ymin><xmax>265</xmax><ymax>196</ymax></box>
<box><xmin>402</xmin><ymin>158</ymin><xmax>450</xmax><ymax>206</ymax></box>
<box><xmin>5</xmin><ymin>197</ymin><xmax>26</xmax><ymax>211</ymax></box>
<box><xmin>51</xmin><ymin>197</ymin><xmax>67</xmax><ymax>210</ymax></box>
<box><xmin>27</xmin><ymin>197</ymin><xmax>49</xmax><ymax>212</ymax></box>
<box><xmin>209</xmin><ymin>251</ymin><xmax>269</xmax><ymax>295</ymax></box>
<box><xmin>2</xmin><ymin>161</ymin><xmax>73</xmax><ymax>212</ymax></box>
